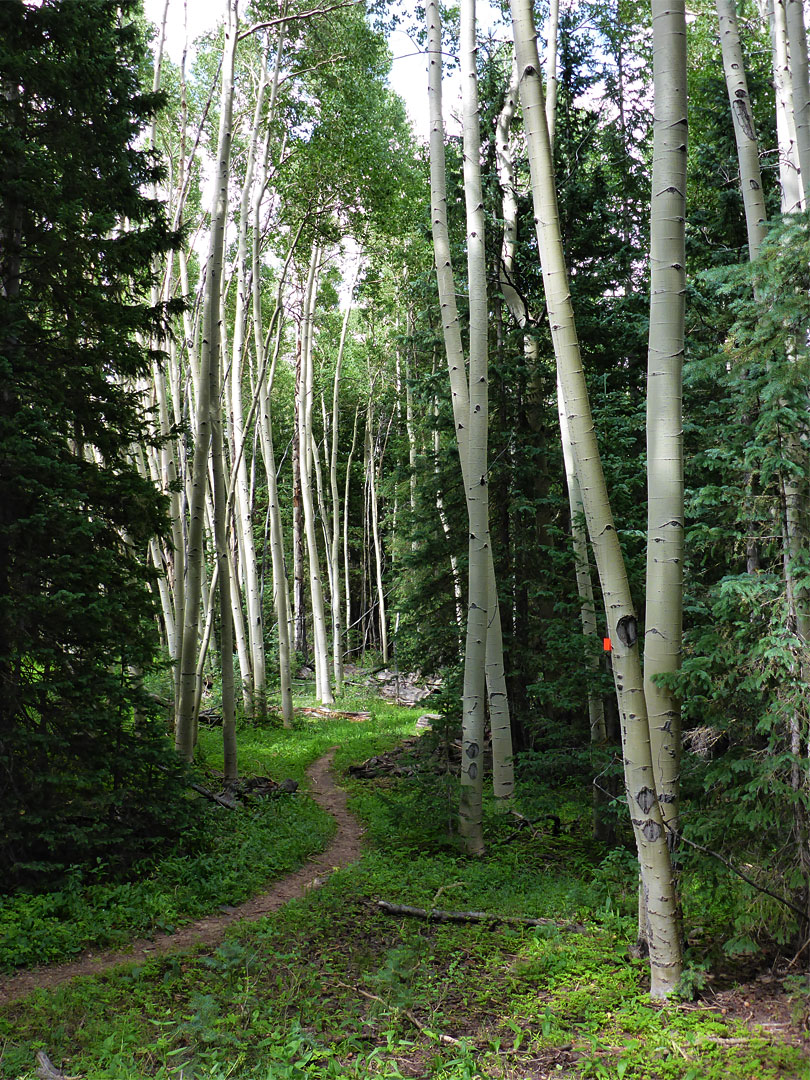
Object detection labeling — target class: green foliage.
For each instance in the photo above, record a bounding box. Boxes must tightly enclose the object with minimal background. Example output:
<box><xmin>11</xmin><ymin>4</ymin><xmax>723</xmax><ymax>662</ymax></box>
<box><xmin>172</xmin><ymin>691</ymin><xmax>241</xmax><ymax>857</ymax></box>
<box><xmin>672</xmin><ymin>212</ymin><xmax>810</xmax><ymax>946</ymax></box>
<box><xmin>0</xmin><ymin>789</ymin><xmax>333</xmax><ymax>973</ymax></box>
<box><xmin>0</xmin><ymin>697</ymin><xmax>415</xmax><ymax>973</ymax></box>
<box><xmin>0</xmin><ymin>0</ymin><xmax>190</xmax><ymax>887</ymax></box>
<box><xmin>1</xmin><ymin>705</ymin><xmax>802</xmax><ymax>1080</ymax></box>
<box><xmin>1</xmin><ymin>704</ymin><xmax>807</xmax><ymax>1075</ymax></box>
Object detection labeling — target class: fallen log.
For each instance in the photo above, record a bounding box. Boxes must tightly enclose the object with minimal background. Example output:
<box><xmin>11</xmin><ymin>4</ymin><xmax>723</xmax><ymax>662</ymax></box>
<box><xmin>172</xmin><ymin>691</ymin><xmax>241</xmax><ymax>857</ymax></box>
<box><xmin>371</xmin><ymin>900</ymin><xmax>586</xmax><ymax>932</ymax></box>
<box><xmin>189</xmin><ymin>781</ymin><xmax>239</xmax><ymax>809</ymax></box>
<box><xmin>190</xmin><ymin>776</ymin><xmax>298</xmax><ymax>808</ymax></box>
<box><xmin>296</xmin><ymin>707</ymin><xmax>371</xmax><ymax>721</ymax></box>
<box><xmin>36</xmin><ymin>1052</ymin><xmax>78</xmax><ymax>1080</ymax></box>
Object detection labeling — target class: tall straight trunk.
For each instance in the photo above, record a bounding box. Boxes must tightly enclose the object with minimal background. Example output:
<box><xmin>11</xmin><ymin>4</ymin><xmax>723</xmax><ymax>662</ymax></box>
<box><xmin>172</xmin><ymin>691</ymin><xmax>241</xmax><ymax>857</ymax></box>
<box><xmin>763</xmin><ymin>0</ymin><xmax>804</xmax><ymax>210</ymax></box>
<box><xmin>510</xmin><ymin>0</ymin><xmax>682</xmax><ymax>997</ymax></box>
<box><xmin>366</xmin><ymin>422</ymin><xmax>389</xmax><ymax>663</ymax></box>
<box><xmin>461</xmin><ymin>0</ymin><xmax>492</xmax><ymax>848</ymax></box>
<box><xmin>252</xmin><ymin>152</ymin><xmax>296</xmax><ymax>729</ymax></box>
<box><xmin>543</xmin><ymin>19</ymin><xmax>607</xmax><ymax>823</ymax></box>
<box><xmin>433</xmin><ymin>397</ymin><xmax>465</xmax><ymax>635</ymax></box>
<box><xmin>298</xmin><ymin>245</ymin><xmax>333</xmax><ymax>703</ymax></box>
<box><xmin>344</xmin><ymin>403</ymin><xmax>360</xmax><ymax>660</ymax></box>
<box><xmin>557</xmin><ymin>380</ymin><xmax>608</xmax><ymax>838</ymax></box>
<box><xmin>212</xmin><ymin>359</ymin><xmax>237</xmax><ymax>780</ymax></box>
<box><xmin>405</xmin><ymin>318</ymin><xmax>418</xmax><ymax>525</ymax></box>
<box><xmin>292</xmin><ymin>337</ymin><xmax>307</xmax><ymax>659</ymax></box>
<box><xmin>544</xmin><ymin>0</ymin><xmax>559</xmax><ymax>154</ymax></box>
<box><xmin>716</xmin><ymin>0</ymin><xmax>769</xmax><ymax>259</ymax></box>
<box><xmin>644</xmin><ymin>0</ymin><xmax>687</xmax><ymax>842</ymax></box>
<box><xmin>228</xmin><ymin>50</ymin><xmax>270</xmax><ymax>721</ymax></box>
<box><xmin>329</xmin><ymin>275</ymin><xmax>356</xmax><ymax>694</ymax></box>
<box><xmin>175</xmin><ymin>0</ymin><xmax>238</xmax><ymax>758</ymax></box>
<box><xmin>256</xmin><ymin>300</ymin><xmax>294</xmax><ymax>726</ymax></box>
<box><xmin>427</xmin><ymin>0</ymin><xmax>515</xmax><ymax>834</ymax></box>
<box><xmin>785</xmin><ymin>0</ymin><xmax>810</xmax><ymax>203</ymax></box>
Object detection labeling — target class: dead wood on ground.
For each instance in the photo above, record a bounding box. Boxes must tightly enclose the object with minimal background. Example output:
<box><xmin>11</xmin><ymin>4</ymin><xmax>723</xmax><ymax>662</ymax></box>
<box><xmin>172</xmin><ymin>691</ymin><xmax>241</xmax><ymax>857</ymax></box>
<box><xmin>372</xmin><ymin>900</ymin><xmax>586</xmax><ymax>932</ymax></box>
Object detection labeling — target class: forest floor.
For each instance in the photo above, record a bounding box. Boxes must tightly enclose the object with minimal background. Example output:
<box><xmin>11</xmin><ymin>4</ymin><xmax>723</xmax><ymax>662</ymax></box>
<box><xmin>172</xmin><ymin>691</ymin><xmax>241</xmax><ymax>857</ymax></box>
<box><xmin>1</xmin><ymin>690</ymin><xmax>809</xmax><ymax>1079</ymax></box>
<box><xmin>0</xmin><ymin>749</ymin><xmax>361</xmax><ymax>1007</ymax></box>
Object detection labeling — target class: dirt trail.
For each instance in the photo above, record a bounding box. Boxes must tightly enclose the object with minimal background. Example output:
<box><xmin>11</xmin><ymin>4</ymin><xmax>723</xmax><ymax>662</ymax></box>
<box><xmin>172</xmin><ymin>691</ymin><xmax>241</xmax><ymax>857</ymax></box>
<box><xmin>0</xmin><ymin>748</ymin><xmax>362</xmax><ymax>1006</ymax></box>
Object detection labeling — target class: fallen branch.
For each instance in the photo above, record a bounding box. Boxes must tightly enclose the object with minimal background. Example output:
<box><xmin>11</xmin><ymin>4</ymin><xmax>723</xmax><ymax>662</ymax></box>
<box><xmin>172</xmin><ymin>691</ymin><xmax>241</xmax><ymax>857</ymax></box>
<box><xmin>189</xmin><ymin>781</ymin><xmax>239</xmax><ymax>810</ymax></box>
<box><xmin>296</xmin><ymin>706</ymin><xmax>371</xmax><ymax>721</ymax></box>
<box><xmin>403</xmin><ymin>1008</ymin><xmax>460</xmax><ymax>1046</ymax></box>
<box><xmin>36</xmin><ymin>1052</ymin><xmax>79</xmax><ymax>1080</ymax></box>
<box><xmin>372</xmin><ymin>900</ymin><xmax>586</xmax><ymax>932</ymax></box>
<box><xmin>334</xmin><ymin>982</ymin><xmax>459</xmax><ymax>1045</ymax></box>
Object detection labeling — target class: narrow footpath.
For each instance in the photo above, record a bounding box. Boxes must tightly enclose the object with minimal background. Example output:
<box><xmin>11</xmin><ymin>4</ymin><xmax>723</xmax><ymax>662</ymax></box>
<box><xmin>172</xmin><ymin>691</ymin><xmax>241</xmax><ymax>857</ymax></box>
<box><xmin>0</xmin><ymin>748</ymin><xmax>362</xmax><ymax>1005</ymax></box>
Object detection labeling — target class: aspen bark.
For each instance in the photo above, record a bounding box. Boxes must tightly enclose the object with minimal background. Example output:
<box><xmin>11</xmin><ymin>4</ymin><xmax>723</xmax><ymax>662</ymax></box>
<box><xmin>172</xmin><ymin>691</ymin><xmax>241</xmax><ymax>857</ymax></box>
<box><xmin>211</xmin><ymin>358</ymin><xmax>237</xmax><ymax>780</ymax></box>
<box><xmin>256</xmin><ymin>302</ymin><xmax>294</xmax><ymax>727</ymax></box>
<box><xmin>293</xmin><ymin>337</ymin><xmax>307</xmax><ymax>660</ymax></box>
<box><xmin>644</xmin><ymin>0</ymin><xmax>687</xmax><ymax>842</ymax></box>
<box><xmin>229</xmin><ymin>50</ymin><xmax>271</xmax><ymax>720</ymax></box>
<box><xmin>762</xmin><ymin>0</ymin><xmax>804</xmax><ymax>210</ymax></box>
<box><xmin>175</xmin><ymin>0</ymin><xmax>238</xmax><ymax>758</ymax></box>
<box><xmin>329</xmin><ymin>272</ymin><xmax>357</xmax><ymax>694</ymax></box>
<box><xmin>298</xmin><ymin>245</ymin><xmax>333</xmax><ymax>703</ymax></box>
<box><xmin>716</xmin><ymin>0</ymin><xmax>769</xmax><ymax>259</ymax></box>
<box><xmin>427</xmin><ymin>0</ymin><xmax>515</xmax><ymax>832</ymax></box>
<box><xmin>784</xmin><ymin>0</ymin><xmax>810</xmax><ymax>203</ymax></box>
<box><xmin>252</xmin><ymin>182</ymin><xmax>299</xmax><ymax>731</ymax></box>
<box><xmin>366</xmin><ymin>421</ymin><xmax>390</xmax><ymax>664</ymax></box>
<box><xmin>344</xmin><ymin>403</ymin><xmax>360</xmax><ymax>659</ymax></box>
<box><xmin>722</xmin><ymin>0</ymin><xmax>810</xmax><ymax>899</ymax></box>
<box><xmin>544</xmin><ymin>0</ymin><xmax>559</xmax><ymax>155</ymax></box>
<box><xmin>433</xmin><ymin>397</ymin><xmax>465</xmax><ymax>635</ymax></box>
<box><xmin>510</xmin><ymin>0</ymin><xmax>682</xmax><ymax>996</ymax></box>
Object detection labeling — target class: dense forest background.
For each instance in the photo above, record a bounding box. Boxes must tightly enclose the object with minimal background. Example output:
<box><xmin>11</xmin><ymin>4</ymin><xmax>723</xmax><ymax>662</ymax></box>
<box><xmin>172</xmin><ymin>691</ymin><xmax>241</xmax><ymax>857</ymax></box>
<box><xmin>2</xmin><ymin>0</ymin><xmax>810</xmax><ymax>1008</ymax></box>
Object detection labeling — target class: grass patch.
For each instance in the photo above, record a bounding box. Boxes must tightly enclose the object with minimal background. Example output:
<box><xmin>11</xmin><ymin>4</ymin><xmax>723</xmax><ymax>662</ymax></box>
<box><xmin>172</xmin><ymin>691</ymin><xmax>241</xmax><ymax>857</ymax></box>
<box><xmin>1</xmin><ymin>689</ymin><xmax>806</xmax><ymax>1080</ymax></box>
<box><xmin>0</xmin><ymin>692</ymin><xmax>413</xmax><ymax>974</ymax></box>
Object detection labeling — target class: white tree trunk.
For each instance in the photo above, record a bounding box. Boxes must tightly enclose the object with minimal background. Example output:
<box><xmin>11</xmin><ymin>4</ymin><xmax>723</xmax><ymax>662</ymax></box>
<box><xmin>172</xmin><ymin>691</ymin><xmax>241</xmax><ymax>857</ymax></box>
<box><xmin>366</xmin><ymin>422</ymin><xmax>389</xmax><ymax>664</ymax></box>
<box><xmin>644</xmin><ymin>0</ymin><xmax>687</xmax><ymax>842</ymax></box>
<box><xmin>175</xmin><ymin>0</ymin><xmax>238</xmax><ymax>759</ymax></box>
<box><xmin>344</xmin><ymin>403</ymin><xmax>360</xmax><ymax>660</ymax></box>
<box><xmin>427</xmin><ymin>0</ymin><xmax>515</xmax><ymax>835</ymax></box>
<box><xmin>329</xmin><ymin>271</ymin><xmax>357</xmax><ymax>694</ymax></box>
<box><xmin>763</xmin><ymin>0</ymin><xmax>805</xmax><ymax>210</ymax></box>
<box><xmin>298</xmin><ymin>245</ymin><xmax>333</xmax><ymax>703</ymax></box>
<box><xmin>510</xmin><ymin>0</ymin><xmax>682</xmax><ymax>997</ymax></box>
<box><xmin>785</xmin><ymin>0</ymin><xmax>810</xmax><ymax>202</ymax></box>
<box><xmin>716</xmin><ymin>0</ymin><xmax>769</xmax><ymax>259</ymax></box>
<box><xmin>228</xmin><ymin>50</ymin><xmax>271</xmax><ymax>720</ymax></box>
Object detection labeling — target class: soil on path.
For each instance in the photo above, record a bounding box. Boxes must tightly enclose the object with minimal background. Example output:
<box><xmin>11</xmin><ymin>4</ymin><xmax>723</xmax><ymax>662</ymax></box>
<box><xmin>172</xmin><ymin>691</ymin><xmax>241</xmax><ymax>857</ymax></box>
<box><xmin>0</xmin><ymin>748</ymin><xmax>361</xmax><ymax>1006</ymax></box>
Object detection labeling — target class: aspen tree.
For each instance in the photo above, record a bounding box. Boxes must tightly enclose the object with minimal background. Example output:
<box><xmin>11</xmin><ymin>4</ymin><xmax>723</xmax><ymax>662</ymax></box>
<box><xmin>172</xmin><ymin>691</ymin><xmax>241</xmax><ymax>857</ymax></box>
<box><xmin>298</xmin><ymin>244</ymin><xmax>334</xmax><ymax>703</ymax></box>
<box><xmin>176</xmin><ymin>0</ymin><xmax>239</xmax><ymax>759</ymax></box>
<box><xmin>366</xmin><ymin>417</ymin><xmax>390</xmax><ymax>663</ymax></box>
<box><xmin>784</xmin><ymin>0</ymin><xmax>810</xmax><ymax>203</ymax></box>
<box><xmin>644</xmin><ymin>0</ymin><xmax>687</xmax><ymax>843</ymax></box>
<box><xmin>716</xmin><ymin>0</ymin><xmax>769</xmax><ymax>259</ymax></box>
<box><xmin>427</xmin><ymin>0</ymin><xmax>515</xmax><ymax>839</ymax></box>
<box><xmin>228</xmin><ymin>48</ymin><xmax>271</xmax><ymax>721</ymax></box>
<box><xmin>761</xmin><ymin>0</ymin><xmax>804</xmax><ymax>210</ymax></box>
<box><xmin>329</xmin><ymin>269</ymin><xmax>358</xmax><ymax>694</ymax></box>
<box><xmin>249</xmin><ymin>95</ymin><xmax>297</xmax><ymax>730</ymax></box>
<box><xmin>510</xmin><ymin>0</ymin><xmax>682</xmax><ymax>996</ymax></box>
<box><xmin>344</xmin><ymin>402</ymin><xmax>360</xmax><ymax>657</ymax></box>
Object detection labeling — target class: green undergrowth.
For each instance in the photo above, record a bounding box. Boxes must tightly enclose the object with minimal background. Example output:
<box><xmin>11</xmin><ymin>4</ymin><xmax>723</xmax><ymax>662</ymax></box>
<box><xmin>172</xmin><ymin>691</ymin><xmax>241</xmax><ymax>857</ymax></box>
<box><xmin>0</xmin><ymin>692</ymin><xmax>413</xmax><ymax>974</ymax></box>
<box><xmin>2</xmin><ymin>697</ymin><xmax>807</xmax><ymax>1079</ymax></box>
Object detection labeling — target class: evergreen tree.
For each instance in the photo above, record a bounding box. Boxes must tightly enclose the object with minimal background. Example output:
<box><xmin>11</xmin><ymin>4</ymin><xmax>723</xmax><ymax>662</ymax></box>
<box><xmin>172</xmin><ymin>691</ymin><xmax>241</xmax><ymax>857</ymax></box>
<box><xmin>0</xmin><ymin>0</ymin><xmax>186</xmax><ymax>887</ymax></box>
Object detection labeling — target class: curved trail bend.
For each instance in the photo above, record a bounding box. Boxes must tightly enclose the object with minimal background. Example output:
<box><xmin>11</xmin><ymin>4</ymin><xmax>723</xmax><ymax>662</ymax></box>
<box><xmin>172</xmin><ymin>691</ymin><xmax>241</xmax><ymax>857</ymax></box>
<box><xmin>0</xmin><ymin>748</ymin><xmax>362</xmax><ymax>1005</ymax></box>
